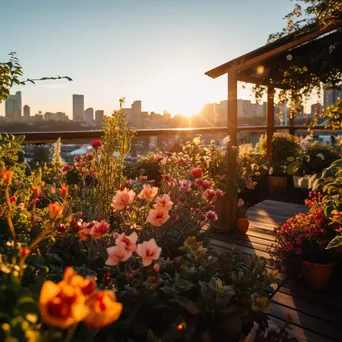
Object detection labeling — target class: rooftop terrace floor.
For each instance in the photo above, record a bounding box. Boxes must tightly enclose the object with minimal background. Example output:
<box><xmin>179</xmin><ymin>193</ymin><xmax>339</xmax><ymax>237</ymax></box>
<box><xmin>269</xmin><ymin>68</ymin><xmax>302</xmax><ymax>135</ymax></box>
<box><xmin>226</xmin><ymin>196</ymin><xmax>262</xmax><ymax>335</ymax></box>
<box><xmin>211</xmin><ymin>200</ymin><xmax>342</xmax><ymax>342</ymax></box>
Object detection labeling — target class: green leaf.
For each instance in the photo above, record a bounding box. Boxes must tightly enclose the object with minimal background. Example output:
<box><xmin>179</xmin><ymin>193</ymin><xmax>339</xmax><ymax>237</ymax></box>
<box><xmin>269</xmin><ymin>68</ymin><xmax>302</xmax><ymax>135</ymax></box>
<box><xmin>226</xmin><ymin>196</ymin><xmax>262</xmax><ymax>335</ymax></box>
<box><xmin>326</xmin><ymin>235</ymin><xmax>342</xmax><ymax>250</ymax></box>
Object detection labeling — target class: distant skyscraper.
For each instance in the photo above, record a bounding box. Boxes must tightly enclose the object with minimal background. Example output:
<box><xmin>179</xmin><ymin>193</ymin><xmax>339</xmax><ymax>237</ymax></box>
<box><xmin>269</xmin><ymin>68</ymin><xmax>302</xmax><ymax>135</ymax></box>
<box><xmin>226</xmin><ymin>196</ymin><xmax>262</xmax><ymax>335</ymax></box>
<box><xmin>84</xmin><ymin>107</ymin><xmax>94</xmax><ymax>122</ymax></box>
<box><xmin>323</xmin><ymin>86</ymin><xmax>342</xmax><ymax>108</ymax></box>
<box><xmin>95</xmin><ymin>110</ymin><xmax>104</xmax><ymax>122</ymax></box>
<box><xmin>23</xmin><ymin>105</ymin><xmax>30</xmax><ymax>119</ymax></box>
<box><xmin>73</xmin><ymin>94</ymin><xmax>84</xmax><ymax>121</ymax></box>
<box><xmin>5</xmin><ymin>91</ymin><xmax>22</xmax><ymax>121</ymax></box>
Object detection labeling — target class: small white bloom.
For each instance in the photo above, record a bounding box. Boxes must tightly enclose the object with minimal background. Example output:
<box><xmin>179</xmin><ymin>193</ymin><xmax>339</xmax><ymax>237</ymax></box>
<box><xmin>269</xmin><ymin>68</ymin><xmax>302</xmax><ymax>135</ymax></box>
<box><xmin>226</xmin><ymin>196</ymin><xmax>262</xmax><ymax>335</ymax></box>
<box><xmin>305</xmin><ymin>155</ymin><xmax>310</xmax><ymax>162</ymax></box>
<box><xmin>269</xmin><ymin>167</ymin><xmax>274</xmax><ymax>175</ymax></box>
<box><xmin>222</xmin><ymin>135</ymin><xmax>230</xmax><ymax>144</ymax></box>
<box><xmin>316</xmin><ymin>153</ymin><xmax>325</xmax><ymax>160</ymax></box>
<box><xmin>238</xmin><ymin>199</ymin><xmax>245</xmax><ymax>207</ymax></box>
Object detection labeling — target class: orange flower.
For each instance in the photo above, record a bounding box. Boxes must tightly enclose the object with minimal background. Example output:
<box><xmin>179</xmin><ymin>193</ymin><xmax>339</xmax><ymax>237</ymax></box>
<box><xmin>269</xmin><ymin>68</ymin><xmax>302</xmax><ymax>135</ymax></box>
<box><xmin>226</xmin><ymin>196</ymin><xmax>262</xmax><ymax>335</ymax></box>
<box><xmin>58</xmin><ymin>184</ymin><xmax>68</xmax><ymax>200</ymax></box>
<box><xmin>39</xmin><ymin>280</ymin><xmax>89</xmax><ymax>329</ymax></box>
<box><xmin>48</xmin><ymin>202</ymin><xmax>64</xmax><ymax>222</ymax></box>
<box><xmin>32</xmin><ymin>186</ymin><xmax>41</xmax><ymax>199</ymax></box>
<box><xmin>84</xmin><ymin>290</ymin><xmax>123</xmax><ymax>328</ymax></box>
<box><xmin>1</xmin><ymin>168</ymin><xmax>13</xmax><ymax>185</ymax></box>
<box><xmin>63</xmin><ymin>267</ymin><xmax>97</xmax><ymax>297</ymax></box>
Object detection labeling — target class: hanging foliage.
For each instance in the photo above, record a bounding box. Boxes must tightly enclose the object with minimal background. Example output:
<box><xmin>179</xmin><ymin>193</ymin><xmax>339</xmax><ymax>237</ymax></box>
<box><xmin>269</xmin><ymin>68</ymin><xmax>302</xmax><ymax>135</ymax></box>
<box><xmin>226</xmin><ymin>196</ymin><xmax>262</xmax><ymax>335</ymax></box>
<box><xmin>254</xmin><ymin>1</ymin><xmax>342</xmax><ymax>117</ymax></box>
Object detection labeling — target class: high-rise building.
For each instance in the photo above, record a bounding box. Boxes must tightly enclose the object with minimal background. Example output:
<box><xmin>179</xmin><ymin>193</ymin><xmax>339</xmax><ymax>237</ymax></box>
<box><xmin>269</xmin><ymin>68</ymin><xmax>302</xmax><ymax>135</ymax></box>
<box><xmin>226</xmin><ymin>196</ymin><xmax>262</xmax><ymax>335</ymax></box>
<box><xmin>5</xmin><ymin>91</ymin><xmax>22</xmax><ymax>121</ymax></box>
<box><xmin>23</xmin><ymin>105</ymin><xmax>30</xmax><ymax>119</ymax></box>
<box><xmin>123</xmin><ymin>101</ymin><xmax>142</xmax><ymax>127</ymax></box>
<box><xmin>84</xmin><ymin>107</ymin><xmax>94</xmax><ymax>122</ymax></box>
<box><xmin>73</xmin><ymin>94</ymin><xmax>84</xmax><ymax>121</ymax></box>
<box><xmin>323</xmin><ymin>86</ymin><xmax>342</xmax><ymax>108</ymax></box>
<box><xmin>95</xmin><ymin>110</ymin><xmax>104</xmax><ymax>122</ymax></box>
<box><xmin>44</xmin><ymin>112</ymin><xmax>68</xmax><ymax>121</ymax></box>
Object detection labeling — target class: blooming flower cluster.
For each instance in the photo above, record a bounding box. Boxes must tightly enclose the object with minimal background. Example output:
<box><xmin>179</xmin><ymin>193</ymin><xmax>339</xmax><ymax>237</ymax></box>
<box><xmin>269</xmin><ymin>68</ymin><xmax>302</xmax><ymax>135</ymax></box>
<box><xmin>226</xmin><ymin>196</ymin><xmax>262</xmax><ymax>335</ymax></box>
<box><xmin>271</xmin><ymin>196</ymin><xmax>342</xmax><ymax>264</ymax></box>
<box><xmin>39</xmin><ymin>267</ymin><xmax>122</xmax><ymax>329</ymax></box>
<box><xmin>106</xmin><ymin>234</ymin><xmax>161</xmax><ymax>267</ymax></box>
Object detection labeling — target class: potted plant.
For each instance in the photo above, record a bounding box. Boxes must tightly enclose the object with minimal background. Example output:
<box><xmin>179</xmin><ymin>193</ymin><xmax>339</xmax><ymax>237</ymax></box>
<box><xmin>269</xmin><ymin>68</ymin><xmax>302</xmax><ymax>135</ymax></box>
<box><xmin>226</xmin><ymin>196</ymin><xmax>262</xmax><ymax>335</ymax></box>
<box><xmin>237</xmin><ymin>198</ymin><xmax>249</xmax><ymax>234</ymax></box>
<box><xmin>270</xmin><ymin>193</ymin><xmax>342</xmax><ymax>291</ymax></box>
<box><xmin>258</xmin><ymin>133</ymin><xmax>300</xmax><ymax>195</ymax></box>
<box><xmin>207</xmin><ymin>142</ymin><xmax>260</xmax><ymax>232</ymax></box>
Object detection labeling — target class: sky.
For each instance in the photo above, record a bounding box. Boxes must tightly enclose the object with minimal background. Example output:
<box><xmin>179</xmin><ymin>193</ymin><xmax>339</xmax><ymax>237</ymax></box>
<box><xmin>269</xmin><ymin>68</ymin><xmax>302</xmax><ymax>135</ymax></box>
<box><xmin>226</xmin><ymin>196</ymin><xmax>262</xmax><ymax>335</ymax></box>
<box><xmin>0</xmin><ymin>0</ymin><xmax>297</xmax><ymax>118</ymax></box>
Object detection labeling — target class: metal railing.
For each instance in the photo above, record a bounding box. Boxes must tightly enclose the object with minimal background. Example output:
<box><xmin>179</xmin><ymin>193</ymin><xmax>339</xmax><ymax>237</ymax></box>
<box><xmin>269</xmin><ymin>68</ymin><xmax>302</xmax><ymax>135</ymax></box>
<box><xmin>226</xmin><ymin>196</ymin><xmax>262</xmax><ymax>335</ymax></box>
<box><xmin>9</xmin><ymin>125</ymin><xmax>332</xmax><ymax>144</ymax></box>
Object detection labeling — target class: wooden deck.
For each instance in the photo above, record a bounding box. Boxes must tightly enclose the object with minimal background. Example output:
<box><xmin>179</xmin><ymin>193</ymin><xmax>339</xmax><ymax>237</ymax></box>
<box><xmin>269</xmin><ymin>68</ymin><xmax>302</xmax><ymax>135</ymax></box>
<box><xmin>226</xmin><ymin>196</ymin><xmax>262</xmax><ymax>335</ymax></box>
<box><xmin>211</xmin><ymin>200</ymin><xmax>342</xmax><ymax>342</ymax></box>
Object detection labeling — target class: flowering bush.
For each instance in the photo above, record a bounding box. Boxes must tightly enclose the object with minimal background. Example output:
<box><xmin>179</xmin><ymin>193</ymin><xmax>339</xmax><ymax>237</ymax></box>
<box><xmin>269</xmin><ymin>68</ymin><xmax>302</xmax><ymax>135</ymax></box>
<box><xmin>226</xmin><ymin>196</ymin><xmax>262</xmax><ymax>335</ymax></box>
<box><xmin>270</xmin><ymin>192</ymin><xmax>342</xmax><ymax>266</ymax></box>
<box><xmin>0</xmin><ymin>108</ymin><xmax>280</xmax><ymax>341</ymax></box>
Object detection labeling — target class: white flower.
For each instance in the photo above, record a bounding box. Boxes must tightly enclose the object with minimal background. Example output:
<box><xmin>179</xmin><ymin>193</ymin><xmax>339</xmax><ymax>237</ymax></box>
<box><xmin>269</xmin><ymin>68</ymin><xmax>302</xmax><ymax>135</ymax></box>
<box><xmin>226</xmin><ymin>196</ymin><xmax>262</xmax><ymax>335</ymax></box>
<box><xmin>238</xmin><ymin>199</ymin><xmax>245</xmax><ymax>207</ymax></box>
<box><xmin>316</xmin><ymin>153</ymin><xmax>325</xmax><ymax>160</ymax></box>
<box><xmin>305</xmin><ymin>155</ymin><xmax>311</xmax><ymax>162</ymax></box>
<box><xmin>269</xmin><ymin>167</ymin><xmax>274</xmax><ymax>175</ymax></box>
<box><xmin>222</xmin><ymin>136</ymin><xmax>230</xmax><ymax>144</ymax></box>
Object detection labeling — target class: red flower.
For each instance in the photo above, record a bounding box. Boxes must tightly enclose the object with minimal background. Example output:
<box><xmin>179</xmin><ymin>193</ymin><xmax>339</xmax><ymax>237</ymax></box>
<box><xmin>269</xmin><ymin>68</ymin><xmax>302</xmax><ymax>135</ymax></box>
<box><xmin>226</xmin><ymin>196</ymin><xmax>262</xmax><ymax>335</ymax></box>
<box><xmin>91</xmin><ymin>140</ymin><xmax>103</xmax><ymax>149</ymax></box>
<box><xmin>190</xmin><ymin>168</ymin><xmax>203</xmax><ymax>178</ymax></box>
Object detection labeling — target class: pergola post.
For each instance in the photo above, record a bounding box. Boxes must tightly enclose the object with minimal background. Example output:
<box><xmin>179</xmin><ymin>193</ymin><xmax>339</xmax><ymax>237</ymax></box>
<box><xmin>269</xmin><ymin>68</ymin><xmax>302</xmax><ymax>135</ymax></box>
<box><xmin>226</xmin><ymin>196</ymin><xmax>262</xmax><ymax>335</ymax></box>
<box><xmin>225</xmin><ymin>70</ymin><xmax>237</xmax><ymax>231</ymax></box>
<box><xmin>228</xmin><ymin>69</ymin><xmax>238</xmax><ymax>145</ymax></box>
<box><xmin>266</xmin><ymin>87</ymin><xmax>274</xmax><ymax>160</ymax></box>
<box><xmin>289</xmin><ymin>112</ymin><xmax>295</xmax><ymax>135</ymax></box>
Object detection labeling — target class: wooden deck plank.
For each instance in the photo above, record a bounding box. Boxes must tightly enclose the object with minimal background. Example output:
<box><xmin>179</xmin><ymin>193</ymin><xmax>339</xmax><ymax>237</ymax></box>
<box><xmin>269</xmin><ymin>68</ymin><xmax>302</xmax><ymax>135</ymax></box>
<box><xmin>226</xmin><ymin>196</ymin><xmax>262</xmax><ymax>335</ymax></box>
<box><xmin>269</xmin><ymin>302</ymin><xmax>342</xmax><ymax>341</ymax></box>
<box><xmin>268</xmin><ymin>317</ymin><xmax>335</xmax><ymax>342</ymax></box>
<box><xmin>272</xmin><ymin>291</ymin><xmax>342</xmax><ymax>327</ymax></box>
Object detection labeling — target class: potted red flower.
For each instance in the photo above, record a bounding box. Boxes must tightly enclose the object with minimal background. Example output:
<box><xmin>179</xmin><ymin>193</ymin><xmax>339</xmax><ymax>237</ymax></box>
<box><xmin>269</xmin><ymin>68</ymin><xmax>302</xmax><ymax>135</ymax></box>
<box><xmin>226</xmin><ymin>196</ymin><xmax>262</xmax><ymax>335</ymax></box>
<box><xmin>270</xmin><ymin>193</ymin><xmax>342</xmax><ymax>291</ymax></box>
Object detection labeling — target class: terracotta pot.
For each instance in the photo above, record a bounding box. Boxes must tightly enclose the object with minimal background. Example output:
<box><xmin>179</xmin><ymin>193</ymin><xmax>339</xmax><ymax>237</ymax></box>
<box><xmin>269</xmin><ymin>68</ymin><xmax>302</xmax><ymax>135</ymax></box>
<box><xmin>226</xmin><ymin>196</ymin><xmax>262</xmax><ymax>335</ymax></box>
<box><xmin>237</xmin><ymin>216</ymin><xmax>249</xmax><ymax>234</ymax></box>
<box><xmin>301</xmin><ymin>260</ymin><xmax>335</xmax><ymax>291</ymax></box>
<box><xmin>213</xmin><ymin>195</ymin><xmax>237</xmax><ymax>233</ymax></box>
<box><xmin>267</xmin><ymin>176</ymin><xmax>287</xmax><ymax>195</ymax></box>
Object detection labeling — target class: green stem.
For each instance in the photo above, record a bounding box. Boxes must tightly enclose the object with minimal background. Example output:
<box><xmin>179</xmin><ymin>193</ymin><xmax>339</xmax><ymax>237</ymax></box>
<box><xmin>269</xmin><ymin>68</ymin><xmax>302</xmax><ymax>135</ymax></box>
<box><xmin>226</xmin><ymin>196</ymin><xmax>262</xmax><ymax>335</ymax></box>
<box><xmin>5</xmin><ymin>185</ymin><xmax>17</xmax><ymax>245</ymax></box>
<box><xmin>65</xmin><ymin>323</ymin><xmax>78</xmax><ymax>342</ymax></box>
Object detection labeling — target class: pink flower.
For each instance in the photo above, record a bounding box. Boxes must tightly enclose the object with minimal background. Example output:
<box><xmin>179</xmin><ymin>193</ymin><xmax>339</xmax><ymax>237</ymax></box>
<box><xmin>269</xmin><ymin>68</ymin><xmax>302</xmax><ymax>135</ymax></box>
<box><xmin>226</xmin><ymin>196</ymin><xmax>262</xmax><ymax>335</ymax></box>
<box><xmin>111</xmin><ymin>188</ymin><xmax>136</xmax><ymax>211</ymax></box>
<box><xmin>79</xmin><ymin>228</ymin><xmax>93</xmax><ymax>241</ymax></box>
<box><xmin>295</xmin><ymin>248</ymin><xmax>302</xmax><ymax>255</ymax></box>
<box><xmin>206</xmin><ymin>211</ymin><xmax>218</xmax><ymax>221</ymax></box>
<box><xmin>139</xmin><ymin>176</ymin><xmax>148</xmax><ymax>182</ymax></box>
<box><xmin>190</xmin><ymin>168</ymin><xmax>203</xmax><ymax>178</ymax></box>
<box><xmin>163</xmin><ymin>174</ymin><xmax>172</xmax><ymax>181</ymax></box>
<box><xmin>92</xmin><ymin>220</ymin><xmax>109</xmax><ymax>238</ymax></box>
<box><xmin>91</xmin><ymin>140</ymin><xmax>103</xmax><ymax>149</ymax></box>
<box><xmin>136</xmin><ymin>239</ymin><xmax>162</xmax><ymax>266</ymax></box>
<box><xmin>153</xmin><ymin>194</ymin><xmax>173</xmax><ymax>211</ymax></box>
<box><xmin>153</xmin><ymin>263</ymin><xmax>161</xmax><ymax>273</ymax></box>
<box><xmin>138</xmin><ymin>184</ymin><xmax>158</xmax><ymax>202</ymax></box>
<box><xmin>215</xmin><ymin>189</ymin><xmax>225</xmax><ymax>198</ymax></box>
<box><xmin>203</xmin><ymin>189</ymin><xmax>217</xmax><ymax>202</ymax></box>
<box><xmin>106</xmin><ymin>245</ymin><xmax>131</xmax><ymax>266</ymax></box>
<box><xmin>146</xmin><ymin>208</ymin><xmax>170</xmax><ymax>227</ymax></box>
<box><xmin>9</xmin><ymin>196</ymin><xmax>17</xmax><ymax>204</ymax></box>
<box><xmin>115</xmin><ymin>232</ymin><xmax>138</xmax><ymax>253</ymax></box>
<box><xmin>18</xmin><ymin>202</ymin><xmax>25</xmax><ymax>211</ymax></box>
<box><xmin>154</xmin><ymin>154</ymin><xmax>164</xmax><ymax>162</ymax></box>
<box><xmin>179</xmin><ymin>180</ymin><xmax>192</xmax><ymax>192</ymax></box>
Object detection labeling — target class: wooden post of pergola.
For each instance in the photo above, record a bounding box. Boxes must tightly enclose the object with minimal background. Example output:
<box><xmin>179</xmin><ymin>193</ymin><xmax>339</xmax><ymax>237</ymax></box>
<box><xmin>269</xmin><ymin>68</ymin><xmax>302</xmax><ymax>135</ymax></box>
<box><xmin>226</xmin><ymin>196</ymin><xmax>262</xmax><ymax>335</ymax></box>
<box><xmin>267</xmin><ymin>87</ymin><xmax>275</xmax><ymax>160</ymax></box>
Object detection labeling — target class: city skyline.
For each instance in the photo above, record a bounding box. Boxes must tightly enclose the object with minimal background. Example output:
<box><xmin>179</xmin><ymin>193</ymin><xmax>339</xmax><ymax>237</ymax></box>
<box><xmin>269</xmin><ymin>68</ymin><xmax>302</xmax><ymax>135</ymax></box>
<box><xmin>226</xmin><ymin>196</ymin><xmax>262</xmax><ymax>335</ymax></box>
<box><xmin>0</xmin><ymin>0</ymin><xmax>296</xmax><ymax>118</ymax></box>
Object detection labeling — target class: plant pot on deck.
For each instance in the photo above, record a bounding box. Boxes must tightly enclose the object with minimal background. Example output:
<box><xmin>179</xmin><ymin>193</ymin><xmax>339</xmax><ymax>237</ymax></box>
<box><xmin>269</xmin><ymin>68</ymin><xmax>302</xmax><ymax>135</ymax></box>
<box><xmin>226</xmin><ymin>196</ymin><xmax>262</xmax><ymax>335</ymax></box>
<box><xmin>237</xmin><ymin>216</ymin><xmax>249</xmax><ymax>234</ymax></box>
<box><xmin>301</xmin><ymin>260</ymin><xmax>335</xmax><ymax>291</ymax></box>
<box><xmin>293</xmin><ymin>175</ymin><xmax>313</xmax><ymax>189</ymax></box>
<box><xmin>213</xmin><ymin>195</ymin><xmax>237</xmax><ymax>233</ymax></box>
<box><xmin>267</xmin><ymin>175</ymin><xmax>287</xmax><ymax>196</ymax></box>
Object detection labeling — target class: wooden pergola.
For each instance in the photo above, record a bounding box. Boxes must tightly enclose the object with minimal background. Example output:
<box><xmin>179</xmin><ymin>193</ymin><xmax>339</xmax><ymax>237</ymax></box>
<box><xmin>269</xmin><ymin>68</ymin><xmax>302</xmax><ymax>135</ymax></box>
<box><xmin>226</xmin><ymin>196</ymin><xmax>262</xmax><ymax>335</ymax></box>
<box><xmin>205</xmin><ymin>23</ymin><xmax>342</xmax><ymax>231</ymax></box>
<box><xmin>205</xmin><ymin>22</ymin><xmax>342</xmax><ymax>159</ymax></box>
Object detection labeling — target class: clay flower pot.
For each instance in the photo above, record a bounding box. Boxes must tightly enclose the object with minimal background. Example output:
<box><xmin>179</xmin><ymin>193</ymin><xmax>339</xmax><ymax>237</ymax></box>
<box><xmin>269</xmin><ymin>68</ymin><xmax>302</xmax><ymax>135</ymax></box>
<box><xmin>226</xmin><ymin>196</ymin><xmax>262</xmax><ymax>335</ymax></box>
<box><xmin>237</xmin><ymin>216</ymin><xmax>249</xmax><ymax>234</ymax></box>
<box><xmin>301</xmin><ymin>260</ymin><xmax>335</xmax><ymax>291</ymax></box>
